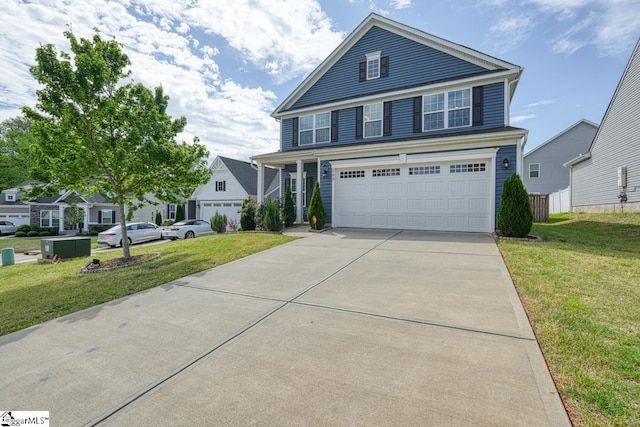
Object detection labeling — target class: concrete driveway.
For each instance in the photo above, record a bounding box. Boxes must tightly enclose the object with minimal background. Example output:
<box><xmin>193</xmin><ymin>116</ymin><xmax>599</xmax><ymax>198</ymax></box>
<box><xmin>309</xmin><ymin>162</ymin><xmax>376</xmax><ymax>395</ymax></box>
<box><xmin>0</xmin><ymin>229</ymin><xmax>570</xmax><ymax>426</ymax></box>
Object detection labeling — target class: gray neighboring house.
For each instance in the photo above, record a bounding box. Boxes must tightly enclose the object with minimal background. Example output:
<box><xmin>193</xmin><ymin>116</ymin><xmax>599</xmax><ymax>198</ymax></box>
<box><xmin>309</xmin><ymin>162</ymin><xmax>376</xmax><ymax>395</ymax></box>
<box><xmin>0</xmin><ymin>180</ymin><xmax>34</xmax><ymax>226</ymax></box>
<box><xmin>565</xmin><ymin>39</ymin><xmax>640</xmax><ymax>213</ymax></box>
<box><xmin>523</xmin><ymin>119</ymin><xmax>598</xmax><ymax>194</ymax></box>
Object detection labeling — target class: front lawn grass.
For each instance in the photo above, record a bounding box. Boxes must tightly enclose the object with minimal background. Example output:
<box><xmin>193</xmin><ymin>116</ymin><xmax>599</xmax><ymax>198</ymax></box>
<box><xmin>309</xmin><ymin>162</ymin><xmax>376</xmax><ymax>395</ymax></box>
<box><xmin>0</xmin><ymin>233</ymin><xmax>295</xmax><ymax>336</ymax></box>
<box><xmin>498</xmin><ymin>212</ymin><xmax>640</xmax><ymax>427</ymax></box>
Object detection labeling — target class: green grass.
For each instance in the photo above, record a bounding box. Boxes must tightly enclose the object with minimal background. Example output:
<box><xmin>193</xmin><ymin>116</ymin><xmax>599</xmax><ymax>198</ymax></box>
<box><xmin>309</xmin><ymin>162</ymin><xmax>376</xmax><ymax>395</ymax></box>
<box><xmin>0</xmin><ymin>233</ymin><xmax>295</xmax><ymax>336</ymax></box>
<box><xmin>498</xmin><ymin>212</ymin><xmax>640</xmax><ymax>427</ymax></box>
<box><xmin>0</xmin><ymin>235</ymin><xmax>101</xmax><ymax>252</ymax></box>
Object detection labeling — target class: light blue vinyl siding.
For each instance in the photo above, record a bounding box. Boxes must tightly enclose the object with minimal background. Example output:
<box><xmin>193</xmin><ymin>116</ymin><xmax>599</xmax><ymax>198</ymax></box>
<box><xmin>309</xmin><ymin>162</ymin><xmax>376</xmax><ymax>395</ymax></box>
<box><xmin>291</xmin><ymin>26</ymin><xmax>488</xmax><ymax>110</ymax></box>
<box><xmin>281</xmin><ymin>82</ymin><xmax>505</xmax><ymax>151</ymax></box>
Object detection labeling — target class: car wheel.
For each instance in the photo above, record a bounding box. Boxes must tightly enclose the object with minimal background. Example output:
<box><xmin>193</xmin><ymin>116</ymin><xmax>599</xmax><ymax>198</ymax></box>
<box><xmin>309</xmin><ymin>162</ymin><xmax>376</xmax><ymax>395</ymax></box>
<box><xmin>185</xmin><ymin>231</ymin><xmax>195</xmax><ymax>239</ymax></box>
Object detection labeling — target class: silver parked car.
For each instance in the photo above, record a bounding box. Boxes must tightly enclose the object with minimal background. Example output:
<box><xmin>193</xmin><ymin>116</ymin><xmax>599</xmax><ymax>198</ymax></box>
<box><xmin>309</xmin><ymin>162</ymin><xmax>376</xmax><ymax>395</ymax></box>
<box><xmin>161</xmin><ymin>219</ymin><xmax>213</xmax><ymax>240</ymax></box>
<box><xmin>0</xmin><ymin>220</ymin><xmax>17</xmax><ymax>235</ymax></box>
<box><xmin>97</xmin><ymin>222</ymin><xmax>162</xmax><ymax>247</ymax></box>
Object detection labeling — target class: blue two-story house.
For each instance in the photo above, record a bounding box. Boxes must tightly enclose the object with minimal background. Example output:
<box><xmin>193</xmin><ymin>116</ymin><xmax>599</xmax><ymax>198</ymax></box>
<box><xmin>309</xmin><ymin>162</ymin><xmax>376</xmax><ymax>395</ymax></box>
<box><xmin>252</xmin><ymin>13</ymin><xmax>527</xmax><ymax>232</ymax></box>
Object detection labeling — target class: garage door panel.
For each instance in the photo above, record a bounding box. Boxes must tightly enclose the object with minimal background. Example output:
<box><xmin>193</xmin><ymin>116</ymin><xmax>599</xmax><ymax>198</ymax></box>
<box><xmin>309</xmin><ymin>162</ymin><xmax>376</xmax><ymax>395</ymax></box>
<box><xmin>335</xmin><ymin>160</ymin><xmax>491</xmax><ymax>232</ymax></box>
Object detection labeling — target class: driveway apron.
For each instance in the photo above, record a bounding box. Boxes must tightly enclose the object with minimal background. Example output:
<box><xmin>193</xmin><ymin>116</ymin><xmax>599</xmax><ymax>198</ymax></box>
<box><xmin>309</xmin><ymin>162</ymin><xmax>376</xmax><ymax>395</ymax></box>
<box><xmin>0</xmin><ymin>229</ymin><xmax>570</xmax><ymax>426</ymax></box>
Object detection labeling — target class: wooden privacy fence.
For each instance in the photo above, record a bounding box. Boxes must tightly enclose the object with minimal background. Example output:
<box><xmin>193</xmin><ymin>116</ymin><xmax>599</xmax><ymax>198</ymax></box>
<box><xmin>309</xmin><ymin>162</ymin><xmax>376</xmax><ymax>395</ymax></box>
<box><xmin>529</xmin><ymin>194</ymin><xmax>549</xmax><ymax>222</ymax></box>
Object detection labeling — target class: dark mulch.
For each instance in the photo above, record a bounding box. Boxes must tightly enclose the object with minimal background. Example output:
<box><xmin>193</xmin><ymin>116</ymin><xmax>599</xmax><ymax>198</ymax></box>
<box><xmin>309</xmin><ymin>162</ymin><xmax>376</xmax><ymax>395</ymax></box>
<box><xmin>81</xmin><ymin>253</ymin><xmax>159</xmax><ymax>273</ymax></box>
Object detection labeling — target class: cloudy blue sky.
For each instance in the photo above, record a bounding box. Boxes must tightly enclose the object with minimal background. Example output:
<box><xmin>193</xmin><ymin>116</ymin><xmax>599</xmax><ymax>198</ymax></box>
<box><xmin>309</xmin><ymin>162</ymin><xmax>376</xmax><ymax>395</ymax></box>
<box><xmin>1</xmin><ymin>0</ymin><xmax>639</xmax><ymax>160</ymax></box>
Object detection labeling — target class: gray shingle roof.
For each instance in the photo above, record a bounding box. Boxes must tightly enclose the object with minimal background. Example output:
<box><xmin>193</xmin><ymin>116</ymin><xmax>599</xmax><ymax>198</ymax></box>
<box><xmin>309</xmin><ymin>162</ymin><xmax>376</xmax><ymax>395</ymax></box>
<box><xmin>219</xmin><ymin>156</ymin><xmax>279</xmax><ymax>196</ymax></box>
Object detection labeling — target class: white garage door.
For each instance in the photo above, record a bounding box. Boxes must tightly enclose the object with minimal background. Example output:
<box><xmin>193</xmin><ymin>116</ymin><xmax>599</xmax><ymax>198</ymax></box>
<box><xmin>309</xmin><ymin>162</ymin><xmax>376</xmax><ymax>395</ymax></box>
<box><xmin>200</xmin><ymin>201</ymin><xmax>242</xmax><ymax>226</ymax></box>
<box><xmin>334</xmin><ymin>161</ymin><xmax>491</xmax><ymax>232</ymax></box>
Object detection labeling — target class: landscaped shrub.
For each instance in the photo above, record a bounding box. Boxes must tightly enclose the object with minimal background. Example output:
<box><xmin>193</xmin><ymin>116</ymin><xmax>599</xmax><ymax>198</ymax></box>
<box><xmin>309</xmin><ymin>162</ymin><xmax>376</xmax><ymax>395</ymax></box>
<box><xmin>16</xmin><ymin>224</ymin><xmax>31</xmax><ymax>233</ymax></box>
<box><xmin>211</xmin><ymin>211</ymin><xmax>227</xmax><ymax>234</ymax></box>
<box><xmin>307</xmin><ymin>181</ymin><xmax>326</xmax><ymax>230</ymax></box>
<box><xmin>89</xmin><ymin>225</ymin><xmax>110</xmax><ymax>235</ymax></box>
<box><xmin>255</xmin><ymin>203</ymin><xmax>265</xmax><ymax>231</ymax></box>
<box><xmin>15</xmin><ymin>231</ymin><xmax>27</xmax><ymax>237</ymax></box>
<box><xmin>155</xmin><ymin>211</ymin><xmax>162</xmax><ymax>226</ymax></box>
<box><xmin>240</xmin><ymin>198</ymin><xmax>257</xmax><ymax>231</ymax></box>
<box><xmin>161</xmin><ymin>220</ymin><xmax>175</xmax><ymax>226</ymax></box>
<box><xmin>175</xmin><ymin>205</ymin><xmax>185</xmax><ymax>222</ymax></box>
<box><xmin>39</xmin><ymin>231</ymin><xmax>52</xmax><ymax>236</ymax></box>
<box><xmin>228</xmin><ymin>218</ymin><xmax>239</xmax><ymax>232</ymax></box>
<box><xmin>282</xmin><ymin>185</ymin><xmax>295</xmax><ymax>228</ymax></box>
<box><xmin>262</xmin><ymin>197</ymin><xmax>282</xmax><ymax>232</ymax></box>
<box><xmin>27</xmin><ymin>231</ymin><xmax>40</xmax><ymax>237</ymax></box>
<box><xmin>497</xmin><ymin>173</ymin><xmax>533</xmax><ymax>237</ymax></box>
<box><xmin>29</xmin><ymin>225</ymin><xmax>42</xmax><ymax>233</ymax></box>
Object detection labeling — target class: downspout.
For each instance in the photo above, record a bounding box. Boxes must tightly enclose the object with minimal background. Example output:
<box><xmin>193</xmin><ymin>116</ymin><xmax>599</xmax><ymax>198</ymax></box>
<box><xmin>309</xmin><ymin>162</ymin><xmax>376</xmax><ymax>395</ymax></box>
<box><xmin>517</xmin><ymin>131</ymin><xmax>528</xmax><ymax>177</ymax></box>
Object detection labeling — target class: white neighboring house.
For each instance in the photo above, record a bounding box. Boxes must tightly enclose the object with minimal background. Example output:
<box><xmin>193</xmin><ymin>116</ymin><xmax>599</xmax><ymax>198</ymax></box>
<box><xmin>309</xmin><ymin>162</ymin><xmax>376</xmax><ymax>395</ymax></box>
<box><xmin>0</xmin><ymin>181</ymin><xmax>32</xmax><ymax>226</ymax></box>
<box><xmin>191</xmin><ymin>156</ymin><xmax>279</xmax><ymax>226</ymax></box>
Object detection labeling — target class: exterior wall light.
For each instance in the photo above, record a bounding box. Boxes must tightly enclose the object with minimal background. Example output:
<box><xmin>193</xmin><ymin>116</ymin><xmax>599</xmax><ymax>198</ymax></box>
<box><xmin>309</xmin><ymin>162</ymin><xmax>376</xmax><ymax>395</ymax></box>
<box><xmin>502</xmin><ymin>158</ymin><xmax>510</xmax><ymax>169</ymax></box>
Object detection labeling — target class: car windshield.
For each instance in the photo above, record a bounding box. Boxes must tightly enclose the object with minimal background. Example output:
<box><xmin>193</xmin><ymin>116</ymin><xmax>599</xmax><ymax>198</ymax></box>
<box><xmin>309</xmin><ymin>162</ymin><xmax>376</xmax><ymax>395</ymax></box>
<box><xmin>173</xmin><ymin>221</ymin><xmax>192</xmax><ymax>226</ymax></box>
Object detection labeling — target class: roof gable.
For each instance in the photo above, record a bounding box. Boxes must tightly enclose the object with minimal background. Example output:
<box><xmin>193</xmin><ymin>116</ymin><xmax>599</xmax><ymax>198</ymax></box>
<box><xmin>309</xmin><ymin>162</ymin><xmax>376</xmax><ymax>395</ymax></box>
<box><xmin>525</xmin><ymin>119</ymin><xmax>598</xmax><ymax>158</ymax></box>
<box><xmin>274</xmin><ymin>13</ymin><xmax>521</xmax><ymax>116</ymax></box>
<box><xmin>200</xmin><ymin>156</ymin><xmax>279</xmax><ymax>197</ymax></box>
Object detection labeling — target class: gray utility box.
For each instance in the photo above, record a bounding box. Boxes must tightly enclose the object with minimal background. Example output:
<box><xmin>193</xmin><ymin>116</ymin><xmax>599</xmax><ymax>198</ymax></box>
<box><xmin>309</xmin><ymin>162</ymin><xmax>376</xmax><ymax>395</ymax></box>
<box><xmin>41</xmin><ymin>237</ymin><xmax>91</xmax><ymax>260</ymax></box>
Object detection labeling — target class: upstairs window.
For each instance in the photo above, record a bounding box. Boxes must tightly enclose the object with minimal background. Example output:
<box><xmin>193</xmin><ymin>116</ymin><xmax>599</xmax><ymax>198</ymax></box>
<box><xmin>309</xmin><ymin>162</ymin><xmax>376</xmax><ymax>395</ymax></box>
<box><xmin>423</xmin><ymin>88</ymin><xmax>471</xmax><ymax>131</ymax></box>
<box><xmin>529</xmin><ymin>163</ymin><xmax>540</xmax><ymax>178</ymax></box>
<box><xmin>216</xmin><ymin>180</ymin><xmax>226</xmax><ymax>191</ymax></box>
<box><xmin>299</xmin><ymin>113</ymin><xmax>330</xmax><ymax>145</ymax></box>
<box><xmin>364</xmin><ymin>103</ymin><xmax>383</xmax><ymax>138</ymax></box>
<box><xmin>366</xmin><ymin>51</ymin><xmax>381</xmax><ymax>80</ymax></box>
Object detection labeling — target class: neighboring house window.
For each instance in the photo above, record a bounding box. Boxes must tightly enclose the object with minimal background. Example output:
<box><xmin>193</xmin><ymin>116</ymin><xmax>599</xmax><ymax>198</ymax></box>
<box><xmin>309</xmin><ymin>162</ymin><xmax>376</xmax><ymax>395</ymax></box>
<box><xmin>366</xmin><ymin>51</ymin><xmax>381</xmax><ymax>80</ymax></box>
<box><xmin>364</xmin><ymin>103</ymin><xmax>383</xmax><ymax>138</ymax></box>
<box><xmin>215</xmin><ymin>180</ymin><xmax>226</xmax><ymax>191</ymax></box>
<box><xmin>423</xmin><ymin>88</ymin><xmax>471</xmax><ymax>130</ymax></box>
<box><xmin>289</xmin><ymin>172</ymin><xmax>307</xmax><ymax>207</ymax></box>
<box><xmin>529</xmin><ymin>163</ymin><xmax>540</xmax><ymax>178</ymax></box>
<box><xmin>99</xmin><ymin>209</ymin><xmax>114</xmax><ymax>224</ymax></box>
<box><xmin>40</xmin><ymin>210</ymin><xmax>60</xmax><ymax>228</ymax></box>
<box><xmin>168</xmin><ymin>204</ymin><xmax>176</xmax><ymax>219</ymax></box>
<box><xmin>6</xmin><ymin>194</ymin><xmax>15</xmax><ymax>201</ymax></box>
<box><xmin>299</xmin><ymin>113</ymin><xmax>330</xmax><ymax>145</ymax></box>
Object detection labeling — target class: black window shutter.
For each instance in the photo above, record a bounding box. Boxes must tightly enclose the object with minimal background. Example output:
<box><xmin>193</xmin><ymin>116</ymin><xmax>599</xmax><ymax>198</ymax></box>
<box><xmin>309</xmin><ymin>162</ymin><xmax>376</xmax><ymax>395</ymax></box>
<box><xmin>413</xmin><ymin>96</ymin><xmax>422</xmax><ymax>133</ymax></box>
<box><xmin>380</xmin><ymin>56</ymin><xmax>389</xmax><ymax>77</ymax></box>
<box><xmin>383</xmin><ymin>101</ymin><xmax>392</xmax><ymax>136</ymax></box>
<box><xmin>331</xmin><ymin>110</ymin><xmax>339</xmax><ymax>142</ymax></box>
<box><xmin>472</xmin><ymin>86</ymin><xmax>483</xmax><ymax>126</ymax></box>
<box><xmin>292</xmin><ymin>117</ymin><xmax>299</xmax><ymax>147</ymax></box>
<box><xmin>284</xmin><ymin>178</ymin><xmax>291</xmax><ymax>192</ymax></box>
<box><xmin>98</xmin><ymin>210</ymin><xmax>102</xmax><ymax>223</ymax></box>
<box><xmin>305</xmin><ymin>177</ymin><xmax>314</xmax><ymax>206</ymax></box>
<box><xmin>355</xmin><ymin>106</ymin><xmax>363</xmax><ymax>139</ymax></box>
<box><xmin>359</xmin><ymin>61</ymin><xmax>366</xmax><ymax>82</ymax></box>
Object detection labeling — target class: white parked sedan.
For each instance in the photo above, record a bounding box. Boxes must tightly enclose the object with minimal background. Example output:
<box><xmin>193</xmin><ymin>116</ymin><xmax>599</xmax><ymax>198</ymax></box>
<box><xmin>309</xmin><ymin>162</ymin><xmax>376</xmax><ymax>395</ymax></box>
<box><xmin>0</xmin><ymin>220</ymin><xmax>17</xmax><ymax>235</ymax></box>
<box><xmin>161</xmin><ymin>220</ymin><xmax>213</xmax><ymax>240</ymax></box>
<box><xmin>97</xmin><ymin>222</ymin><xmax>162</xmax><ymax>247</ymax></box>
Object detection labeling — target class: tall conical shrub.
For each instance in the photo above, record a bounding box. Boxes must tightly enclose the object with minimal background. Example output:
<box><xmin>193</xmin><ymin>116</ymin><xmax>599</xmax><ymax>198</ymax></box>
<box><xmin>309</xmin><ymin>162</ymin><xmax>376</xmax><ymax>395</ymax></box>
<box><xmin>306</xmin><ymin>181</ymin><xmax>326</xmax><ymax>230</ymax></box>
<box><xmin>283</xmin><ymin>185</ymin><xmax>295</xmax><ymax>227</ymax></box>
<box><xmin>497</xmin><ymin>173</ymin><xmax>533</xmax><ymax>237</ymax></box>
<box><xmin>155</xmin><ymin>211</ymin><xmax>162</xmax><ymax>226</ymax></box>
<box><xmin>175</xmin><ymin>204</ymin><xmax>185</xmax><ymax>222</ymax></box>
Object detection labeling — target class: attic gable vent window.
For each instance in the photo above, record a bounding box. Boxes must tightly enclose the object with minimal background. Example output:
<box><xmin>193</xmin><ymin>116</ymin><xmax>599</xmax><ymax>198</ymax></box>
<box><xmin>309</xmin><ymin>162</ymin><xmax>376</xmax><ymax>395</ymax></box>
<box><xmin>6</xmin><ymin>194</ymin><xmax>15</xmax><ymax>201</ymax></box>
<box><xmin>359</xmin><ymin>52</ymin><xmax>388</xmax><ymax>82</ymax></box>
<box><xmin>366</xmin><ymin>51</ymin><xmax>381</xmax><ymax>80</ymax></box>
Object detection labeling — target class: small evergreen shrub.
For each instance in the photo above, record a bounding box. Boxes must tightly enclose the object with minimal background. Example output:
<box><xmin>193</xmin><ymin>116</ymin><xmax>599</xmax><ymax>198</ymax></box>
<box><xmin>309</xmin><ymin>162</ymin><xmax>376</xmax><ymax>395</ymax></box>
<box><xmin>161</xmin><ymin>220</ymin><xmax>175</xmax><ymax>226</ymax></box>
<box><xmin>39</xmin><ymin>231</ymin><xmax>52</xmax><ymax>236</ymax></box>
<box><xmin>497</xmin><ymin>173</ymin><xmax>533</xmax><ymax>237</ymax></box>
<box><xmin>175</xmin><ymin>205</ymin><xmax>185</xmax><ymax>222</ymax></box>
<box><xmin>307</xmin><ymin>181</ymin><xmax>326</xmax><ymax>230</ymax></box>
<box><xmin>155</xmin><ymin>211</ymin><xmax>162</xmax><ymax>226</ymax></box>
<box><xmin>283</xmin><ymin>186</ymin><xmax>296</xmax><ymax>227</ymax></box>
<box><xmin>262</xmin><ymin>197</ymin><xmax>282</xmax><ymax>232</ymax></box>
<box><xmin>211</xmin><ymin>211</ymin><xmax>228</xmax><ymax>234</ymax></box>
<box><xmin>255</xmin><ymin>203</ymin><xmax>265</xmax><ymax>231</ymax></box>
<box><xmin>15</xmin><ymin>231</ymin><xmax>27</xmax><ymax>237</ymax></box>
<box><xmin>29</xmin><ymin>225</ymin><xmax>42</xmax><ymax>233</ymax></box>
<box><xmin>27</xmin><ymin>231</ymin><xmax>40</xmax><ymax>237</ymax></box>
<box><xmin>16</xmin><ymin>224</ymin><xmax>31</xmax><ymax>233</ymax></box>
<box><xmin>240</xmin><ymin>198</ymin><xmax>257</xmax><ymax>231</ymax></box>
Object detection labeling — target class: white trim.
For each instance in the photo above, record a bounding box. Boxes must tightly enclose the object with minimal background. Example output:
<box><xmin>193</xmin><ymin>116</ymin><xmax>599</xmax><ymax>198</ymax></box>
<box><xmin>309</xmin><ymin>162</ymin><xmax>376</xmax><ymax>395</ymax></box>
<box><xmin>274</xmin><ymin>71</ymin><xmax>516</xmax><ymax>119</ymax></box>
<box><xmin>564</xmin><ymin>152</ymin><xmax>591</xmax><ymax>167</ymax></box>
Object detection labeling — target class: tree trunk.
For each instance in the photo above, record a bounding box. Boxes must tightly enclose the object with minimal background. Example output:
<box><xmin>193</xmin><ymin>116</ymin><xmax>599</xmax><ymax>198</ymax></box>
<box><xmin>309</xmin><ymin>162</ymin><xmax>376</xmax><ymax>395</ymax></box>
<box><xmin>118</xmin><ymin>203</ymin><xmax>131</xmax><ymax>258</ymax></box>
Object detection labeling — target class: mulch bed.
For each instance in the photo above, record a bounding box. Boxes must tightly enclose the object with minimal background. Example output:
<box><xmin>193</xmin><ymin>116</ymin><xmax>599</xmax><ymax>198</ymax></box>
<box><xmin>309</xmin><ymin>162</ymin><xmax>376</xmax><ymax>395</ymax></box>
<box><xmin>80</xmin><ymin>253</ymin><xmax>160</xmax><ymax>274</ymax></box>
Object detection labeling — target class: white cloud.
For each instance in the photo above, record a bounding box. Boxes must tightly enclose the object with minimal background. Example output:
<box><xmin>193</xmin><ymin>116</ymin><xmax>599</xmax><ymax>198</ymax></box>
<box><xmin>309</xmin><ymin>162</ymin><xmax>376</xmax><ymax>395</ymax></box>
<box><xmin>390</xmin><ymin>0</ymin><xmax>412</xmax><ymax>9</ymax></box>
<box><xmin>511</xmin><ymin>114</ymin><xmax>537</xmax><ymax>123</ymax></box>
<box><xmin>526</xmin><ymin>99</ymin><xmax>557</xmax><ymax>107</ymax></box>
<box><xmin>489</xmin><ymin>15</ymin><xmax>536</xmax><ymax>53</ymax></box>
<box><xmin>0</xmin><ymin>0</ymin><xmax>346</xmax><ymax>161</ymax></box>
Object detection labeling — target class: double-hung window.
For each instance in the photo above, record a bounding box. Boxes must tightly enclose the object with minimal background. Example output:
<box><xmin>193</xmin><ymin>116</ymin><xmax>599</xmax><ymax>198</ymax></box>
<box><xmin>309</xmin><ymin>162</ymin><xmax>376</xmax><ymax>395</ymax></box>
<box><xmin>168</xmin><ymin>204</ymin><xmax>177</xmax><ymax>220</ymax></box>
<box><xmin>366</xmin><ymin>51</ymin><xmax>381</xmax><ymax>80</ymax></box>
<box><xmin>40</xmin><ymin>210</ymin><xmax>60</xmax><ymax>228</ymax></box>
<box><xmin>100</xmin><ymin>209</ymin><xmax>114</xmax><ymax>224</ymax></box>
<box><xmin>299</xmin><ymin>112</ymin><xmax>330</xmax><ymax>145</ymax></box>
<box><xmin>364</xmin><ymin>103</ymin><xmax>383</xmax><ymax>138</ymax></box>
<box><xmin>423</xmin><ymin>88</ymin><xmax>471</xmax><ymax>130</ymax></box>
<box><xmin>529</xmin><ymin>163</ymin><xmax>540</xmax><ymax>178</ymax></box>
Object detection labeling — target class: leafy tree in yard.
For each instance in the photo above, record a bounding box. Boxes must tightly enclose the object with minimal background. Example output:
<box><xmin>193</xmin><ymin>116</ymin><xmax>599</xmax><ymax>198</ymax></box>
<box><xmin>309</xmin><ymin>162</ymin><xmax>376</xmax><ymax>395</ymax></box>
<box><xmin>0</xmin><ymin>115</ymin><xmax>35</xmax><ymax>189</ymax></box>
<box><xmin>307</xmin><ymin>181</ymin><xmax>326</xmax><ymax>230</ymax></box>
<box><xmin>23</xmin><ymin>28</ymin><xmax>210</xmax><ymax>258</ymax></box>
<box><xmin>282</xmin><ymin>185</ymin><xmax>295</xmax><ymax>227</ymax></box>
<box><xmin>497</xmin><ymin>173</ymin><xmax>533</xmax><ymax>237</ymax></box>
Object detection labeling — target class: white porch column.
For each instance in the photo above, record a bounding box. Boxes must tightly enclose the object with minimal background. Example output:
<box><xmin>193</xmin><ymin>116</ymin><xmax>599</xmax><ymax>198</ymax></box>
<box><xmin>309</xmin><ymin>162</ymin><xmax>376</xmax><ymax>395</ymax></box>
<box><xmin>58</xmin><ymin>205</ymin><xmax>65</xmax><ymax>233</ymax></box>
<box><xmin>83</xmin><ymin>204</ymin><xmax>90</xmax><ymax>233</ymax></box>
<box><xmin>296</xmin><ymin>160</ymin><xmax>303</xmax><ymax>224</ymax></box>
<box><xmin>256</xmin><ymin>162</ymin><xmax>264</xmax><ymax>204</ymax></box>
